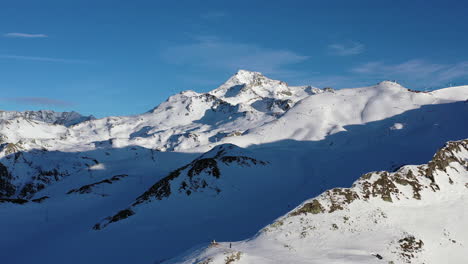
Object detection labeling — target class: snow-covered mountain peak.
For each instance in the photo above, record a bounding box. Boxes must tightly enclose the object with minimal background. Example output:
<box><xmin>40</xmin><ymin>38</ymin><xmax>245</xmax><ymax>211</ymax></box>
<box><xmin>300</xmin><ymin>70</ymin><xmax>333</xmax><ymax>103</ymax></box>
<box><xmin>373</xmin><ymin>80</ymin><xmax>409</xmax><ymax>92</ymax></box>
<box><xmin>211</xmin><ymin>70</ymin><xmax>288</xmax><ymax>98</ymax></box>
<box><xmin>227</xmin><ymin>69</ymin><xmax>275</xmax><ymax>86</ymax></box>
<box><xmin>209</xmin><ymin>70</ymin><xmax>315</xmax><ymax>113</ymax></box>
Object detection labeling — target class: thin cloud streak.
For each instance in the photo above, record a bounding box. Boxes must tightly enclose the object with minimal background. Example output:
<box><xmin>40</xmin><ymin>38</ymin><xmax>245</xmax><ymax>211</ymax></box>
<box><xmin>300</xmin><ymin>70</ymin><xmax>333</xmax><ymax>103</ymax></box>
<box><xmin>162</xmin><ymin>36</ymin><xmax>309</xmax><ymax>77</ymax></box>
<box><xmin>328</xmin><ymin>42</ymin><xmax>365</xmax><ymax>56</ymax></box>
<box><xmin>200</xmin><ymin>11</ymin><xmax>227</xmax><ymax>19</ymax></box>
<box><xmin>351</xmin><ymin>59</ymin><xmax>468</xmax><ymax>86</ymax></box>
<box><xmin>0</xmin><ymin>55</ymin><xmax>90</xmax><ymax>64</ymax></box>
<box><xmin>4</xmin><ymin>32</ymin><xmax>48</xmax><ymax>38</ymax></box>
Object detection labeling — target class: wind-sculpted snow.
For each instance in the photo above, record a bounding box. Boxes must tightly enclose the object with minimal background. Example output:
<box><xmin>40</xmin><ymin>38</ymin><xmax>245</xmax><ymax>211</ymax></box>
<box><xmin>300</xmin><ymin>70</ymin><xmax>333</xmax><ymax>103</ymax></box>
<box><xmin>171</xmin><ymin>139</ymin><xmax>468</xmax><ymax>264</ymax></box>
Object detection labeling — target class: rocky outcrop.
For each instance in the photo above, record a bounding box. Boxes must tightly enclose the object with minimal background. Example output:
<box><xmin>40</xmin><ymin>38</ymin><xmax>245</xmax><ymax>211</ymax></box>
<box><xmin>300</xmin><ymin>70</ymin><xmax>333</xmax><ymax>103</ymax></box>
<box><xmin>67</xmin><ymin>174</ymin><xmax>128</xmax><ymax>195</ymax></box>
<box><xmin>93</xmin><ymin>144</ymin><xmax>268</xmax><ymax>230</ymax></box>
<box><xmin>0</xmin><ymin>162</ymin><xmax>15</xmax><ymax>197</ymax></box>
<box><xmin>289</xmin><ymin>139</ymin><xmax>468</xmax><ymax>217</ymax></box>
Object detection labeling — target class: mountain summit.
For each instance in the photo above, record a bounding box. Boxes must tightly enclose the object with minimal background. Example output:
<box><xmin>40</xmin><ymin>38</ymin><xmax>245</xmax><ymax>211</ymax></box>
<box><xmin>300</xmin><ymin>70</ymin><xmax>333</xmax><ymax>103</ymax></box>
<box><xmin>209</xmin><ymin>70</ymin><xmax>317</xmax><ymax>106</ymax></box>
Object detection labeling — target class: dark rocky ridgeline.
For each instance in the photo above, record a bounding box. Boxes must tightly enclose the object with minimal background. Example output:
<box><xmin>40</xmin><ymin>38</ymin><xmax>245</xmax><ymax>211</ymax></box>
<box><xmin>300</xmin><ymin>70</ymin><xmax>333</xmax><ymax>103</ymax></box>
<box><xmin>287</xmin><ymin>139</ymin><xmax>468</xmax><ymax>218</ymax></box>
<box><xmin>67</xmin><ymin>174</ymin><xmax>128</xmax><ymax>195</ymax></box>
<box><xmin>0</xmin><ymin>196</ymin><xmax>49</xmax><ymax>205</ymax></box>
<box><xmin>133</xmin><ymin>144</ymin><xmax>267</xmax><ymax>205</ymax></box>
<box><xmin>0</xmin><ymin>198</ymin><xmax>28</xmax><ymax>204</ymax></box>
<box><xmin>93</xmin><ymin>144</ymin><xmax>267</xmax><ymax>230</ymax></box>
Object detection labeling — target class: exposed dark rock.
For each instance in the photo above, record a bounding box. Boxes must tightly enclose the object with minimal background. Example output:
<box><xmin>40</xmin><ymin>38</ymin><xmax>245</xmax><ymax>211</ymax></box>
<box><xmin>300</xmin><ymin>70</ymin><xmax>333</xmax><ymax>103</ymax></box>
<box><xmin>67</xmin><ymin>174</ymin><xmax>128</xmax><ymax>195</ymax></box>
<box><xmin>393</xmin><ymin>171</ymin><xmax>422</xmax><ymax>200</ymax></box>
<box><xmin>31</xmin><ymin>196</ymin><xmax>49</xmax><ymax>203</ymax></box>
<box><xmin>133</xmin><ymin>165</ymin><xmax>189</xmax><ymax>205</ymax></box>
<box><xmin>287</xmin><ymin>139</ymin><xmax>468</xmax><ymax>220</ymax></box>
<box><xmin>0</xmin><ymin>162</ymin><xmax>15</xmax><ymax>197</ymax></box>
<box><xmin>188</xmin><ymin>158</ymin><xmax>220</xmax><ymax>179</ymax></box>
<box><xmin>424</xmin><ymin>140</ymin><xmax>468</xmax><ymax>182</ymax></box>
<box><xmin>1</xmin><ymin>143</ymin><xmax>22</xmax><ymax>155</ymax></box>
<box><xmin>220</xmin><ymin>156</ymin><xmax>267</xmax><ymax>166</ymax></box>
<box><xmin>328</xmin><ymin>188</ymin><xmax>360</xmax><ymax>213</ymax></box>
<box><xmin>224</xmin><ymin>251</ymin><xmax>242</xmax><ymax>264</ymax></box>
<box><xmin>0</xmin><ymin>198</ymin><xmax>28</xmax><ymax>204</ymax></box>
<box><xmin>98</xmin><ymin>145</ymin><xmax>268</xmax><ymax>229</ymax></box>
<box><xmin>370</xmin><ymin>172</ymin><xmax>399</xmax><ymax>202</ymax></box>
<box><xmin>398</xmin><ymin>235</ymin><xmax>424</xmax><ymax>262</ymax></box>
<box><xmin>290</xmin><ymin>199</ymin><xmax>325</xmax><ymax>216</ymax></box>
<box><xmin>19</xmin><ymin>182</ymin><xmax>46</xmax><ymax>199</ymax></box>
<box><xmin>109</xmin><ymin>209</ymin><xmax>135</xmax><ymax>223</ymax></box>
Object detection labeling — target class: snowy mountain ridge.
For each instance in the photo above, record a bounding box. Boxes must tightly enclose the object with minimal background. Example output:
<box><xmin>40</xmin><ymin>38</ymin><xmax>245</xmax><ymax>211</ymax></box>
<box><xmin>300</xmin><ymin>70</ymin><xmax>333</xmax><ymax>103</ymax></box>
<box><xmin>0</xmin><ymin>70</ymin><xmax>467</xmax><ymax>264</ymax></box>
<box><xmin>1</xmin><ymin>70</ymin><xmax>466</xmax><ymax>155</ymax></box>
<box><xmin>0</xmin><ymin>109</ymin><xmax>95</xmax><ymax>127</ymax></box>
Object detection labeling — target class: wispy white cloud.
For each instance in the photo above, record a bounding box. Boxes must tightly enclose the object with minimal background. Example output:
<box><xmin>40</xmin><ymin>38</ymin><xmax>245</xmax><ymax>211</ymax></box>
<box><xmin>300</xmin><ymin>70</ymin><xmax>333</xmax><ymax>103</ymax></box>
<box><xmin>3</xmin><ymin>97</ymin><xmax>73</xmax><ymax>106</ymax></box>
<box><xmin>161</xmin><ymin>36</ymin><xmax>309</xmax><ymax>77</ymax></box>
<box><xmin>200</xmin><ymin>11</ymin><xmax>227</xmax><ymax>19</ymax></box>
<box><xmin>0</xmin><ymin>54</ymin><xmax>89</xmax><ymax>64</ymax></box>
<box><xmin>328</xmin><ymin>41</ymin><xmax>365</xmax><ymax>56</ymax></box>
<box><xmin>351</xmin><ymin>59</ymin><xmax>468</xmax><ymax>86</ymax></box>
<box><xmin>4</xmin><ymin>32</ymin><xmax>48</xmax><ymax>38</ymax></box>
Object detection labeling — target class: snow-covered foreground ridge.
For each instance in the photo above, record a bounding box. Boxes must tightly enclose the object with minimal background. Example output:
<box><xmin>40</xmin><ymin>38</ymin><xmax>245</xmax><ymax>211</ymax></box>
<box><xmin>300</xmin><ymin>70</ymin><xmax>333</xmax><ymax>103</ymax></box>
<box><xmin>170</xmin><ymin>139</ymin><xmax>468</xmax><ymax>264</ymax></box>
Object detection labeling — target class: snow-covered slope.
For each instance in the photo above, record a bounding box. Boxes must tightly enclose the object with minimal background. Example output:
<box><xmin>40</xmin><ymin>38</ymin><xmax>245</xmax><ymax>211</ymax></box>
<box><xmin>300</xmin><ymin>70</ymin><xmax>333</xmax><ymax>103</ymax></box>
<box><xmin>226</xmin><ymin>81</ymin><xmax>468</xmax><ymax>145</ymax></box>
<box><xmin>0</xmin><ymin>71</ymin><xmax>467</xmax><ymax>264</ymax></box>
<box><xmin>168</xmin><ymin>139</ymin><xmax>468</xmax><ymax>264</ymax></box>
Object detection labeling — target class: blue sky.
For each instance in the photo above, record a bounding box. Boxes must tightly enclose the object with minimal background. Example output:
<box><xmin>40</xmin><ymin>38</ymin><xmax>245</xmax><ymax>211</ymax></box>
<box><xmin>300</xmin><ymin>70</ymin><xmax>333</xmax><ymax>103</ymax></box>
<box><xmin>1</xmin><ymin>0</ymin><xmax>467</xmax><ymax>117</ymax></box>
